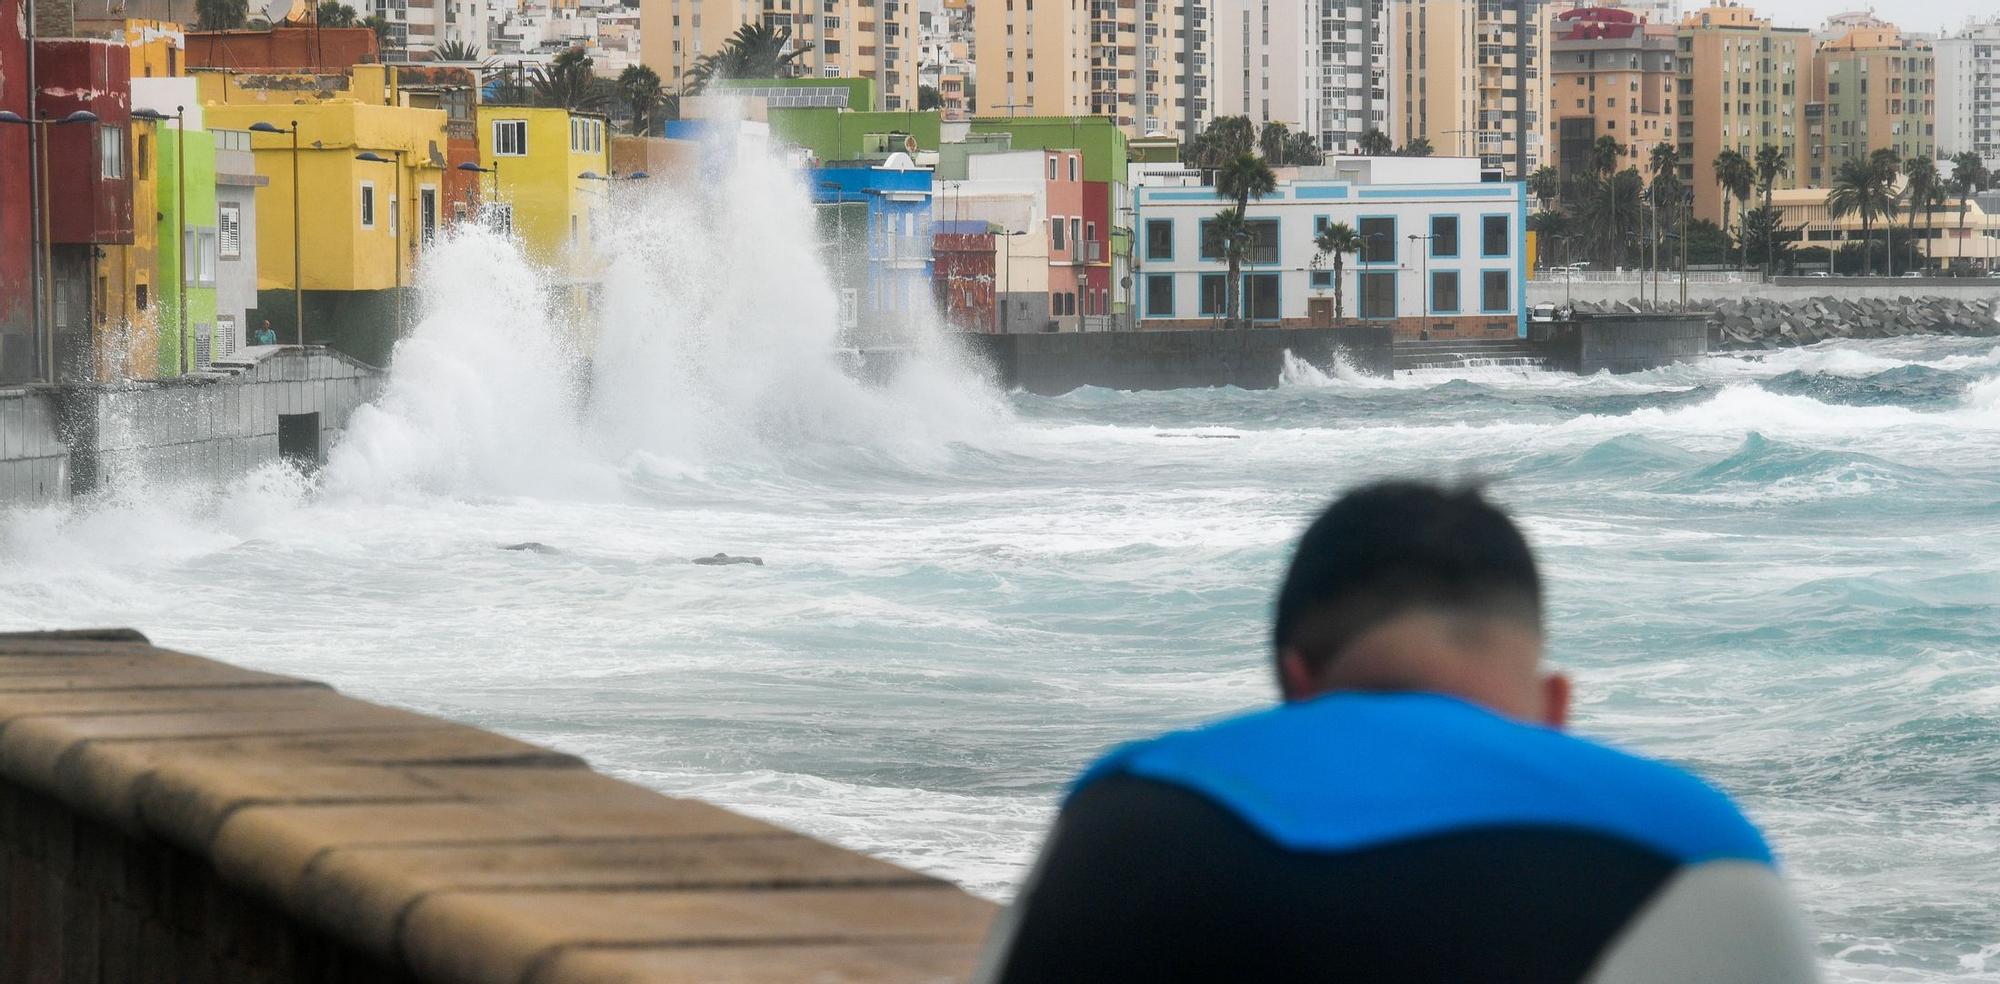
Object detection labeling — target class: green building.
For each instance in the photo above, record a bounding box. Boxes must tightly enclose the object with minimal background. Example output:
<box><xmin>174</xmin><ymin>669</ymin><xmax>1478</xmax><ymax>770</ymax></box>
<box><xmin>156</xmin><ymin>125</ymin><xmax>218</xmax><ymax>376</ymax></box>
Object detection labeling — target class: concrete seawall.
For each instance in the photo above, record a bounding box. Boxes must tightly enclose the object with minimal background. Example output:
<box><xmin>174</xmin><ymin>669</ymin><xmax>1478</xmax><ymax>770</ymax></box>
<box><xmin>959</xmin><ymin>326</ymin><xmax>1395</xmax><ymax>396</ymax></box>
<box><xmin>0</xmin><ymin>630</ymin><xmax>994</xmax><ymax>983</ymax></box>
<box><xmin>1528</xmin><ymin>278</ymin><xmax>2000</xmax><ymax>308</ymax></box>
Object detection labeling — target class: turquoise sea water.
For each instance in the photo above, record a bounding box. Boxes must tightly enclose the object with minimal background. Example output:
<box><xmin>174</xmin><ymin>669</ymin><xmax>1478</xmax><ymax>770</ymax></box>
<box><xmin>3</xmin><ymin>231</ymin><xmax>1998</xmax><ymax>981</ymax></box>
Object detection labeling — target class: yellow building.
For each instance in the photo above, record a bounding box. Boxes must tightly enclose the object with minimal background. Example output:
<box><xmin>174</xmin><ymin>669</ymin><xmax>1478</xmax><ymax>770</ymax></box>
<box><xmin>198</xmin><ymin>65</ymin><xmax>449</xmax><ymax>366</ymax></box>
<box><xmin>474</xmin><ymin>105</ymin><xmax>613</xmax><ymax>276</ymax></box>
<box><xmin>1773</xmin><ymin>186</ymin><xmax>2000</xmax><ymax>271</ymax></box>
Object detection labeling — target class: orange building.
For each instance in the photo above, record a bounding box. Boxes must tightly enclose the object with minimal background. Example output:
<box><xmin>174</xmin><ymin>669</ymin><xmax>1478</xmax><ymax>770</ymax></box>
<box><xmin>1675</xmin><ymin>4</ymin><xmax>1810</xmax><ymax>224</ymax></box>
<box><xmin>1549</xmin><ymin>7</ymin><xmax>1678</xmax><ymax>183</ymax></box>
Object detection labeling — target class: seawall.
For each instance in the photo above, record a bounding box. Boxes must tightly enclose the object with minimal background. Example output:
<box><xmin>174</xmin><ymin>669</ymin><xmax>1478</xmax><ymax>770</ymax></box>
<box><xmin>1527</xmin><ymin>278</ymin><xmax>2000</xmax><ymax>307</ymax></box>
<box><xmin>0</xmin><ymin>629</ymin><xmax>994</xmax><ymax>983</ymax></box>
<box><xmin>1529</xmin><ymin>315</ymin><xmax>1712</xmax><ymax>375</ymax></box>
<box><xmin>0</xmin><ymin>346</ymin><xmax>381</xmax><ymax>508</ymax></box>
<box><xmin>958</xmin><ymin>326</ymin><xmax>1395</xmax><ymax>396</ymax></box>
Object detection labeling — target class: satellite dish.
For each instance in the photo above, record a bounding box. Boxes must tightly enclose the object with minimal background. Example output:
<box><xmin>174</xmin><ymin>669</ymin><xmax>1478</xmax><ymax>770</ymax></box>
<box><xmin>903</xmin><ymin>134</ymin><xmax>919</xmax><ymax>153</ymax></box>
<box><xmin>264</xmin><ymin>0</ymin><xmax>296</xmax><ymax>25</ymax></box>
<box><xmin>1120</xmin><ymin>275</ymin><xmax>1132</xmax><ymax>288</ymax></box>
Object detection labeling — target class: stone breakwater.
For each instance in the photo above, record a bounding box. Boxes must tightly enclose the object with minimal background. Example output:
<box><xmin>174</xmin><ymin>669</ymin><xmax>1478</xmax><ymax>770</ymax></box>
<box><xmin>1566</xmin><ymin>296</ymin><xmax>2000</xmax><ymax>350</ymax></box>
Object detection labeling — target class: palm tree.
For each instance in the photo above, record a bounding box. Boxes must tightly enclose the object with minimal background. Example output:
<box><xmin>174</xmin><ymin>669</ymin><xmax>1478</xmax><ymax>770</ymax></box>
<box><xmin>616</xmin><ymin>64</ymin><xmax>667</xmax><ymax>135</ymax></box>
<box><xmin>1180</xmin><ymin>116</ymin><xmax>1255</xmax><ymax>171</ymax></box>
<box><xmin>316</xmin><ymin>1</ymin><xmax>356</xmax><ymax>26</ymax></box>
<box><xmin>196</xmin><ymin>0</ymin><xmax>246</xmax><ymax>29</ymax></box>
<box><xmin>1357</xmin><ymin>129</ymin><xmax>1394</xmax><ymax>156</ymax></box>
<box><xmin>1753</xmin><ymin>144</ymin><xmax>1787</xmax><ymax>275</ymax></box>
<box><xmin>683</xmin><ymin>22</ymin><xmax>812</xmax><ymax>95</ymax></box>
<box><xmin>1313</xmin><ymin>221</ymin><xmax>1361</xmax><ymax>322</ymax></box>
<box><xmin>1827</xmin><ymin>156</ymin><xmax>1888</xmax><ymax>275</ymax></box>
<box><xmin>1591</xmin><ymin>136</ymin><xmax>1625</xmax><ymax>179</ymax></box>
<box><xmin>1951</xmin><ymin>151</ymin><xmax>1990</xmax><ymax>259</ymax></box>
<box><xmin>1527</xmin><ymin>165</ymin><xmax>1561</xmax><ymax>211</ymax></box>
<box><xmin>1870</xmin><ymin>148</ymin><xmax>1904</xmax><ymax>275</ymax></box>
<box><xmin>1903</xmin><ymin>155</ymin><xmax>1940</xmax><ymax>273</ymax></box>
<box><xmin>1259</xmin><ymin>121</ymin><xmax>1291</xmax><ymax>162</ymax></box>
<box><xmin>532</xmin><ymin>47</ymin><xmax>610</xmax><ymax>112</ymax></box>
<box><xmin>1213</xmin><ymin>154</ymin><xmax>1277</xmax><ymax>325</ymax></box>
<box><xmin>1712</xmin><ymin>149</ymin><xmax>1753</xmax><ymax>271</ymax></box>
<box><xmin>1203</xmin><ymin>207</ymin><xmax>1252</xmax><ymax>324</ymax></box>
<box><xmin>434</xmin><ymin>39</ymin><xmax>479</xmax><ymax>61</ymax></box>
<box><xmin>1283</xmin><ymin>132</ymin><xmax>1323</xmax><ymax>167</ymax></box>
<box><xmin>1397</xmin><ymin>137</ymin><xmax>1434</xmax><ymax>157</ymax></box>
<box><xmin>1647</xmin><ymin>142</ymin><xmax>1682</xmax><ymax>271</ymax></box>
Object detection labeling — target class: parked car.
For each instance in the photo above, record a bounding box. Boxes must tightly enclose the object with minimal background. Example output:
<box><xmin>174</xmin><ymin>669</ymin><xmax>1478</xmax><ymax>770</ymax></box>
<box><xmin>1807</xmin><ymin>271</ymin><xmax>1833</xmax><ymax>278</ymax></box>
<box><xmin>1900</xmin><ymin>271</ymin><xmax>1924</xmax><ymax>279</ymax></box>
<box><xmin>1530</xmin><ymin>302</ymin><xmax>1559</xmax><ymax>322</ymax></box>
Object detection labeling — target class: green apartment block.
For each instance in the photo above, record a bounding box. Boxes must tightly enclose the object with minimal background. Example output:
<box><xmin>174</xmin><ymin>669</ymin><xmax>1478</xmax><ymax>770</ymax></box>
<box><xmin>156</xmin><ymin>126</ymin><xmax>219</xmax><ymax>377</ymax></box>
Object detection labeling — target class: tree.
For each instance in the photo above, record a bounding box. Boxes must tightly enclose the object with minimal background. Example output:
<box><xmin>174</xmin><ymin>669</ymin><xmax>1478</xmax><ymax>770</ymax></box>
<box><xmin>1203</xmin><ymin>207</ymin><xmax>1252</xmax><ymax>324</ymax></box>
<box><xmin>1903</xmin><ymin>155</ymin><xmax>1940</xmax><ymax>273</ymax></box>
<box><xmin>316</xmin><ymin>1</ymin><xmax>356</xmax><ymax>26</ymax></box>
<box><xmin>1870</xmin><ymin>148</ymin><xmax>1904</xmax><ymax>275</ymax></box>
<box><xmin>1527</xmin><ymin>165</ymin><xmax>1561</xmax><ymax>211</ymax></box>
<box><xmin>1397</xmin><ymin>136</ymin><xmax>1434</xmax><ymax>157</ymax></box>
<box><xmin>1181</xmin><ymin>116</ymin><xmax>1255</xmax><ymax>171</ymax></box>
<box><xmin>1739</xmin><ymin>206</ymin><xmax>1797</xmax><ymax>273</ymax></box>
<box><xmin>1950</xmin><ymin>151</ymin><xmax>1990</xmax><ymax>252</ymax></box>
<box><xmin>1574</xmin><ymin>167</ymin><xmax>1644</xmax><ymax>268</ymax></box>
<box><xmin>531</xmin><ymin>47</ymin><xmax>610</xmax><ymax>112</ymax></box>
<box><xmin>1527</xmin><ymin>209</ymin><xmax>1571</xmax><ymax>269</ymax></box>
<box><xmin>434</xmin><ymin>39</ymin><xmax>479</xmax><ymax>61</ymax></box>
<box><xmin>363</xmin><ymin>14</ymin><xmax>393</xmax><ymax>55</ymax></box>
<box><xmin>1711</xmin><ymin>148</ymin><xmax>1752</xmax><ymax>271</ymax></box>
<box><xmin>1647</xmin><ymin>141</ymin><xmax>1683</xmax><ymax>271</ymax></box>
<box><xmin>616</xmin><ymin>64</ymin><xmax>667</xmax><ymax>136</ymax></box>
<box><xmin>1357</xmin><ymin>129</ymin><xmax>1394</xmax><ymax>156</ymax></box>
<box><xmin>196</xmin><ymin>0</ymin><xmax>247</xmax><ymax>30</ymax></box>
<box><xmin>1213</xmin><ymin>153</ymin><xmax>1277</xmax><ymax>325</ymax></box>
<box><xmin>1591</xmin><ymin>136</ymin><xmax>1625</xmax><ymax>179</ymax></box>
<box><xmin>1682</xmin><ymin>218</ymin><xmax>1730</xmax><ymax>266</ymax></box>
<box><xmin>1827</xmin><ymin>155</ymin><xmax>1890</xmax><ymax>276</ymax></box>
<box><xmin>1258</xmin><ymin>121</ymin><xmax>1291</xmax><ymax>162</ymax></box>
<box><xmin>1283</xmin><ymin>131</ymin><xmax>1323</xmax><ymax>167</ymax></box>
<box><xmin>683</xmin><ymin>22</ymin><xmax>812</xmax><ymax>95</ymax></box>
<box><xmin>1313</xmin><ymin>221</ymin><xmax>1361</xmax><ymax>322</ymax></box>
<box><xmin>1749</xmin><ymin>143</ymin><xmax>1787</xmax><ymax>275</ymax></box>
<box><xmin>918</xmin><ymin>84</ymin><xmax>941</xmax><ymax>111</ymax></box>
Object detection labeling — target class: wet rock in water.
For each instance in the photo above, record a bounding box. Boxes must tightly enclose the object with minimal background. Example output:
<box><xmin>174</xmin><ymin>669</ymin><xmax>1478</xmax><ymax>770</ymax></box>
<box><xmin>692</xmin><ymin>553</ymin><xmax>764</xmax><ymax>567</ymax></box>
<box><xmin>501</xmin><ymin>542</ymin><xmax>560</xmax><ymax>554</ymax></box>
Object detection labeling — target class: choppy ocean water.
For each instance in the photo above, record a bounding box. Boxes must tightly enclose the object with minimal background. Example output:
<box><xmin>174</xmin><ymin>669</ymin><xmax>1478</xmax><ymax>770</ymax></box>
<box><xmin>4</xmin><ymin>196</ymin><xmax>1998</xmax><ymax>981</ymax></box>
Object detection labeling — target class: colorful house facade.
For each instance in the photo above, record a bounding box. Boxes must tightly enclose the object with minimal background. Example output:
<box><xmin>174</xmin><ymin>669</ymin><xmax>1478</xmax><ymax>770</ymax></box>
<box><xmin>474</xmin><ymin>104</ymin><xmax>613</xmax><ymax>275</ymax></box>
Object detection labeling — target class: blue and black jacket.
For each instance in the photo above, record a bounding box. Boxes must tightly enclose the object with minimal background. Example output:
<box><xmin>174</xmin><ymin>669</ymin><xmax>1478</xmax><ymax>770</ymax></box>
<box><xmin>976</xmin><ymin>693</ymin><xmax>1817</xmax><ymax>983</ymax></box>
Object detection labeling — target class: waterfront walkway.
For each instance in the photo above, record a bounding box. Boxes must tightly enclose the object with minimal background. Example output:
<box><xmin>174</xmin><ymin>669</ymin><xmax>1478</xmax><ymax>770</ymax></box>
<box><xmin>0</xmin><ymin>630</ymin><xmax>993</xmax><ymax>983</ymax></box>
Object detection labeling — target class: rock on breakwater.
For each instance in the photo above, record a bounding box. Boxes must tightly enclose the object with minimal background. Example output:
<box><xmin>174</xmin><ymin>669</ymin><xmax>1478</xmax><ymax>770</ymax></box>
<box><xmin>1564</xmin><ymin>295</ymin><xmax>2000</xmax><ymax>350</ymax></box>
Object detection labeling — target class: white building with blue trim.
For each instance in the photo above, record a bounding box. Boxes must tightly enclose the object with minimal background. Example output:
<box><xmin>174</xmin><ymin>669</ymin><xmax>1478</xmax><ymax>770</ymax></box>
<box><xmin>1131</xmin><ymin>157</ymin><xmax>1530</xmax><ymax>338</ymax></box>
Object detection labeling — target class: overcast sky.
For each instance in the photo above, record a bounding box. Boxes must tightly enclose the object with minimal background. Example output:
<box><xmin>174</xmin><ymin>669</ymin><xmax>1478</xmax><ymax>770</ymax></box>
<box><xmin>1742</xmin><ymin>0</ymin><xmax>1994</xmax><ymax>35</ymax></box>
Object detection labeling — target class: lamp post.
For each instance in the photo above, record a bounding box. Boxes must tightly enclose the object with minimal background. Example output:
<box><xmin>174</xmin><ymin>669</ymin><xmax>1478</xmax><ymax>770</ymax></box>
<box><xmin>249</xmin><ymin>120</ymin><xmax>303</xmax><ymax>345</ymax></box>
<box><xmin>0</xmin><ymin>109</ymin><xmax>100</xmax><ymax>382</ymax></box>
<box><xmin>457</xmin><ymin>160</ymin><xmax>500</xmax><ymax>215</ymax></box>
<box><xmin>355</xmin><ymin>149</ymin><xmax>409</xmax><ymax>334</ymax></box>
<box><xmin>135</xmin><ymin>106</ymin><xmax>193</xmax><ymax>372</ymax></box>
<box><xmin>1408</xmin><ymin>232</ymin><xmax>1438</xmax><ymax>323</ymax></box>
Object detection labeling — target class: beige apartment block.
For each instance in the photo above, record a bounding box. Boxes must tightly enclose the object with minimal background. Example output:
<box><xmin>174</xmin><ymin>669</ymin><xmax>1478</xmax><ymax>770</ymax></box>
<box><xmin>1674</xmin><ymin>3</ymin><xmax>1809</xmax><ymax>225</ymax></box>
<box><xmin>1804</xmin><ymin>23</ymin><xmax>1934</xmax><ymax>186</ymax></box>
<box><xmin>640</xmin><ymin>0</ymin><xmax>917</xmax><ymax>109</ymax></box>
<box><xmin>973</xmin><ymin>0</ymin><xmax>1208</xmax><ymax>137</ymax></box>
<box><xmin>1548</xmin><ymin>8</ymin><xmax>1677</xmax><ymax>182</ymax></box>
<box><xmin>1391</xmin><ymin>0</ymin><xmax>1552</xmax><ymax>179</ymax></box>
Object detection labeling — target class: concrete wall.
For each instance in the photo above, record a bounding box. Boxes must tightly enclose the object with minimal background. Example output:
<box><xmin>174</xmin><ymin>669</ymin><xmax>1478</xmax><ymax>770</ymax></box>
<box><xmin>1531</xmin><ymin>315</ymin><xmax>1711</xmax><ymax>375</ymax></box>
<box><xmin>0</xmin><ymin>390</ymin><xmax>68</xmax><ymax>505</ymax></box>
<box><xmin>961</xmin><ymin>325</ymin><xmax>1395</xmax><ymax>395</ymax></box>
<box><xmin>0</xmin><ymin>630</ymin><xmax>993</xmax><ymax>983</ymax></box>
<box><xmin>1</xmin><ymin>347</ymin><xmax>382</xmax><ymax>507</ymax></box>
<box><xmin>1529</xmin><ymin>277</ymin><xmax>2000</xmax><ymax>307</ymax></box>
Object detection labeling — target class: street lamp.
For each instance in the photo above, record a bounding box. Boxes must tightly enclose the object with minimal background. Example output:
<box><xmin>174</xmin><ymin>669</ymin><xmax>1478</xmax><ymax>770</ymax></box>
<box><xmin>0</xmin><ymin>109</ymin><xmax>100</xmax><ymax>382</ymax></box>
<box><xmin>1408</xmin><ymin>232</ymin><xmax>1438</xmax><ymax>323</ymax></box>
<box><xmin>249</xmin><ymin>120</ymin><xmax>303</xmax><ymax>345</ymax></box>
<box><xmin>457</xmin><ymin>159</ymin><xmax>500</xmax><ymax>202</ymax></box>
<box><xmin>135</xmin><ymin>106</ymin><xmax>196</xmax><ymax>372</ymax></box>
<box><xmin>356</xmin><ymin>149</ymin><xmax>409</xmax><ymax>334</ymax></box>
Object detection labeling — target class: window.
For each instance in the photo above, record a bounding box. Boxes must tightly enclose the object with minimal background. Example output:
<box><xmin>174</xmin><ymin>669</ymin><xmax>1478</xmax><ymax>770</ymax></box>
<box><xmin>1243</xmin><ymin>273</ymin><xmax>1278</xmax><ymax>320</ymax></box>
<box><xmin>1481</xmin><ymin>214</ymin><xmax>1510</xmax><ymax>256</ymax></box>
<box><xmin>1145</xmin><ymin>273</ymin><xmax>1174</xmax><ymax>315</ymax></box>
<box><xmin>1145</xmin><ymin>218</ymin><xmax>1173</xmax><ymax>259</ymax></box>
<box><xmin>219</xmin><ymin>203</ymin><xmax>242</xmax><ymax>260</ymax></box>
<box><xmin>1199</xmin><ymin>273</ymin><xmax>1228</xmax><ymax>316</ymax></box>
<box><xmin>1199</xmin><ymin>218</ymin><xmax>1278</xmax><ymax>263</ymax></box>
<box><xmin>492</xmin><ymin>119</ymin><xmax>527</xmax><ymax>156</ymax></box>
<box><xmin>360</xmin><ymin>182</ymin><xmax>376</xmax><ymax>228</ymax></box>
<box><xmin>1481</xmin><ymin>270</ymin><xmax>1510</xmax><ymax>311</ymax></box>
<box><xmin>1311</xmin><ymin>270</ymin><xmax>1333</xmax><ymax>288</ymax></box>
<box><xmin>1430</xmin><ymin>215</ymin><xmax>1459</xmax><ymax>257</ymax></box>
<box><xmin>1358</xmin><ymin>216</ymin><xmax>1395</xmax><ymax>262</ymax></box>
<box><xmin>1070</xmin><ymin>218</ymin><xmax>1080</xmax><ymax>252</ymax></box>
<box><xmin>99</xmin><ymin>126</ymin><xmax>124</xmax><ymax>179</ymax></box>
<box><xmin>1358</xmin><ymin>271</ymin><xmax>1396</xmax><ymax>319</ymax></box>
<box><xmin>1051</xmin><ymin>216</ymin><xmax>1065</xmax><ymax>251</ymax></box>
<box><xmin>1431</xmin><ymin>270</ymin><xmax>1459</xmax><ymax>313</ymax></box>
<box><xmin>1047</xmin><ymin>157</ymin><xmax>1057</xmax><ymax>180</ymax></box>
<box><xmin>1068</xmin><ymin>155</ymin><xmax>1078</xmax><ymax>181</ymax></box>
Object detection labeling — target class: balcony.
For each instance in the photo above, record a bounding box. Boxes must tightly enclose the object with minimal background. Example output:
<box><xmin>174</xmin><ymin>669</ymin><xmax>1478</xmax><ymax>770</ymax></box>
<box><xmin>1061</xmin><ymin>240</ymin><xmax>1105</xmax><ymax>264</ymax></box>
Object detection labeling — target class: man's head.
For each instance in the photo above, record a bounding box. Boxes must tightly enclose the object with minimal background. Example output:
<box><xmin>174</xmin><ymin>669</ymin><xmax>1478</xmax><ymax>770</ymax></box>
<box><xmin>1272</xmin><ymin>481</ymin><xmax>1567</xmax><ymax>727</ymax></box>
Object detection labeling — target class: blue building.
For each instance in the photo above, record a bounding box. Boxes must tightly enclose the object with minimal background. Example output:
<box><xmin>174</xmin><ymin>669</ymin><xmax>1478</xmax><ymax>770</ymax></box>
<box><xmin>810</xmin><ymin>154</ymin><xmax>935</xmax><ymax>342</ymax></box>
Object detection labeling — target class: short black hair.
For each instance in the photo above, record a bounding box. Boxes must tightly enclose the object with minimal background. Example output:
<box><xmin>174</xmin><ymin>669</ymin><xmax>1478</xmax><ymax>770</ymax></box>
<box><xmin>1273</xmin><ymin>481</ymin><xmax>1542</xmax><ymax>671</ymax></box>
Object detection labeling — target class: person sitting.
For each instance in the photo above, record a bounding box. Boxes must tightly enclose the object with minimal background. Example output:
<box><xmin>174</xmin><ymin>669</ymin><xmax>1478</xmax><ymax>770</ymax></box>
<box><xmin>976</xmin><ymin>481</ymin><xmax>1818</xmax><ymax>984</ymax></box>
<box><xmin>253</xmin><ymin>320</ymin><xmax>279</xmax><ymax>346</ymax></box>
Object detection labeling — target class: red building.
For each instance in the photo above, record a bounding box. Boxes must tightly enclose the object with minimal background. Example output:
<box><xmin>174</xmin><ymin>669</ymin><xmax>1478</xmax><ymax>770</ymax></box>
<box><xmin>1080</xmin><ymin>179</ymin><xmax>1113</xmax><ymax>326</ymax></box>
<box><xmin>0</xmin><ymin>5</ymin><xmax>32</xmax><ymax>383</ymax></box>
<box><xmin>184</xmin><ymin>27</ymin><xmax>380</xmax><ymax>72</ymax></box>
<box><xmin>932</xmin><ymin>224</ymin><xmax>997</xmax><ymax>332</ymax></box>
<box><xmin>36</xmin><ymin>38</ymin><xmax>133</xmax><ymax>382</ymax></box>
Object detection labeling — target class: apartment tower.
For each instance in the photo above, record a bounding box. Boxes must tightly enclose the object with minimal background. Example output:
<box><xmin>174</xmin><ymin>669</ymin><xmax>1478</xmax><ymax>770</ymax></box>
<box><xmin>1932</xmin><ymin>18</ymin><xmax>1999</xmax><ymax>171</ymax></box>
<box><xmin>639</xmin><ymin>0</ymin><xmax>917</xmax><ymax>109</ymax></box>
<box><xmin>1392</xmin><ymin>0</ymin><xmax>1552</xmax><ymax>178</ymax></box>
<box><xmin>1805</xmin><ymin>22</ymin><xmax>1934</xmax><ymax>185</ymax></box>
<box><xmin>1548</xmin><ymin>5</ymin><xmax>1677</xmax><ymax>184</ymax></box>
<box><xmin>972</xmin><ymin>0</ymin><xmax>1207</xmax><ymax>137</ymax></box>
<box><xmin>1674</xmin><ymin>3</ymin><xmax>1808</xmax><ymax>224</ymax></box>
<box><xmin>1213</xmin><ymin>0</ymin><xmax>1389</xmax><ymax>152</ymax></box>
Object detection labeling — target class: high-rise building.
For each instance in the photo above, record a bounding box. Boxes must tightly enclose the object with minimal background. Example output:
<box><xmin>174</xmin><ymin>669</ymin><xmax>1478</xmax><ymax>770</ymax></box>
<box><xmin>1548</xmin><ymin>6</ymin><xmax>1678</xmax><ymax>184</ymax></box>
<box><xmin>1391</xmin><ymin>0</ymin><xmax>1552</xmax><ymax>178</ymax></box>
<box><xmin>971</xmin><ymin>0</ymin><xmax>1207</xmax><ymax>137</ymax></box>
<box><xmin>1935</xmin><ymin>18</ymin><xmax>2000</xmax><ymax>172</ymax></box>
<box><xmin>1805</xmin><ymin>22</ymin><xmax>1934</xmax><ymax>185</ymax></box>
<box><xmin>1212</xmin><ymin>0</ymin><xmax>1389</xmax><ymax>152</ymax></box>
<box><xmin>1674</xmin><ymin>3</ymin><xmax>1808</xmax><ymax>224</ymax></box>
<box><xmin>638</xmin><ymin>0</ymin><xmax>917</xmax><ymax>110</ymax></box>
<box><xmin>1605</xmin><ymin>0</ymin><xmax>1676</xmax><ymax>24</ymax></box>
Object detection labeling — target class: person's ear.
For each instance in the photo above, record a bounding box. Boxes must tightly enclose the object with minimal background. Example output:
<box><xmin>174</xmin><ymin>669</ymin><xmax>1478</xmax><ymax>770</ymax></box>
<box><xmin>1540</xmin><ymin>671</ymin><xmax>1571</xmax><ymax>730</ymax></box>
<box><xmin>1278</xmin><ymin>648</ymin><xmax>1318</xmax><ymax>702</ymax></box>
